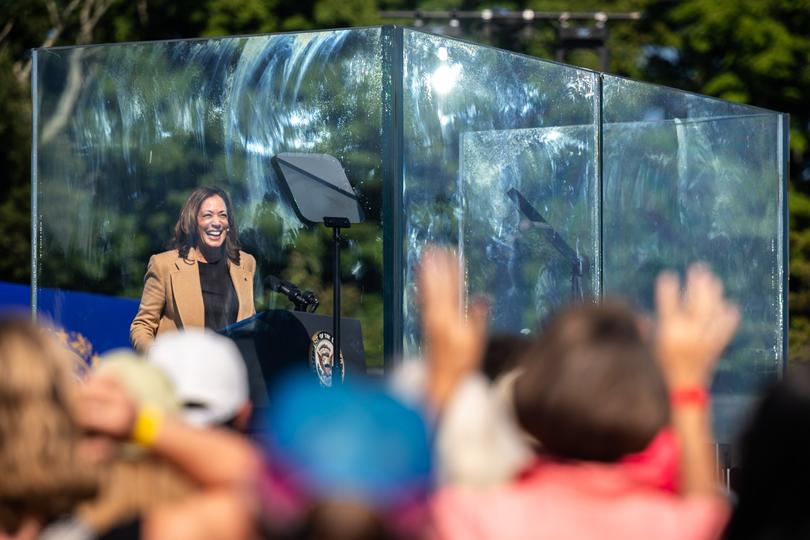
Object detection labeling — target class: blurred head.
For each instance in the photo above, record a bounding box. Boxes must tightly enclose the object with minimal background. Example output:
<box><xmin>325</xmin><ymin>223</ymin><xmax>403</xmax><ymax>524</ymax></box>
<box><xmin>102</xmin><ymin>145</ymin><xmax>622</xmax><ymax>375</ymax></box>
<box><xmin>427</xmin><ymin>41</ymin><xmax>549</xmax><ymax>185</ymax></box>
<box><xmin>147</xmin><ymin>329</ymin><xmax>251</xmax><ymax>429</ymax></box>
<box><xmin>171</xmin><ymin>186</ymin><xmax>241</xmax><ymax>263</ymax></box>
<box><xmin>723</xmin><ymin>363</ymin><xmax>810</xmax><ymax>539</ymax></box>
<box><xmin>0</xmin><ymin>317</ymin><xmax>98</xmax><ymax>533</ymax></box>
<box><xmin>481</xmin><ymin>333</ymin><xmax>530</xmax><ymax>382</ymax></box>
<box><xmin>290</xmin><ymin>500</ymin><xmax>396</xmax><ymax>540</ymax></box>
<box><xmin>261</xmin><ymin>372</ymin><xmax>432</xmax><ymax>538</ymax></box>
<box><xmin>513</xmin><ymin>300</ymin><xmax>670</xmax><ymax>463</ymax></box>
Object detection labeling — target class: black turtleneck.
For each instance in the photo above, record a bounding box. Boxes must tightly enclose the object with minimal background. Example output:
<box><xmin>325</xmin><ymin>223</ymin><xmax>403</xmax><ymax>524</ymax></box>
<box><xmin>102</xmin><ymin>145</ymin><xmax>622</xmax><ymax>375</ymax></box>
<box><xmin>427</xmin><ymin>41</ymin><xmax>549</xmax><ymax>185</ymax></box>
<box><xmin>197</xmin><ymin>257</ymin><xmax>238</xmax><ymax>330</ymax></box>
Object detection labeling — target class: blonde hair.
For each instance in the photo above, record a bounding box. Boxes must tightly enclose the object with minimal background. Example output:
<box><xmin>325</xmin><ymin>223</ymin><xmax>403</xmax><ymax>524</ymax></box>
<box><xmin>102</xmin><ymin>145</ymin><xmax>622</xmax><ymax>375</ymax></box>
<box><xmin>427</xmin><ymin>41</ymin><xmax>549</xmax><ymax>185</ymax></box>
<box><xmin>0</xmin><ymin>317</ymin><xmax>98</xmax><ymax>532</ymax></box>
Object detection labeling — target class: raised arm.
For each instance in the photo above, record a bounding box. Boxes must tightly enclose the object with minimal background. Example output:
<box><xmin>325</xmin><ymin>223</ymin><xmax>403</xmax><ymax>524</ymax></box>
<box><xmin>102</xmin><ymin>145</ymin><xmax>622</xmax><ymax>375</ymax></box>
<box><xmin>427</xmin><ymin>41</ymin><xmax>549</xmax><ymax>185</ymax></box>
<box><xmin>74</xmin><ymin>374</ymin><xmax>260</xmax><ymax>491</ymax></box>
<box><xmin>417</xmin><ymin>247</ymin><xmax>488</xmax><ymax>412</ymax></box>
<box><xmin>74</xmin><ymin>374</ymin><xmax>261</xmax><ymax>540</ymax></box>
<box><xmin>654</xmin><ymin>264</ymin><xmax>740</xmax><ymax>497</ymax></box>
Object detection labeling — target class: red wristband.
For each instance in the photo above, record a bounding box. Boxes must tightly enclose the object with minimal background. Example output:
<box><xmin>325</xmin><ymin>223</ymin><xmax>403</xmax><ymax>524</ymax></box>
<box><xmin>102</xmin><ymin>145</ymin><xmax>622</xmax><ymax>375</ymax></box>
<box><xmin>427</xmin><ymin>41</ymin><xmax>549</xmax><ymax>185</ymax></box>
<box><xmin>670</xmin><ymin>387</ymin><xmax>709</xmax><ymax>408</ymax></box>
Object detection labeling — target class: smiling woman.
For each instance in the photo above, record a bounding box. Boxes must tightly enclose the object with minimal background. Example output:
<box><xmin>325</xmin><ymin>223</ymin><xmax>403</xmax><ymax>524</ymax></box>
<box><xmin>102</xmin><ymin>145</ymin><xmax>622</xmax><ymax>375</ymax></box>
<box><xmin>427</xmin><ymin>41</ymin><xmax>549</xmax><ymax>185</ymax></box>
<box><xmin>129</xmin><ymin>187</ymin><xmax>257</xmax><ymax>353</ymax></box>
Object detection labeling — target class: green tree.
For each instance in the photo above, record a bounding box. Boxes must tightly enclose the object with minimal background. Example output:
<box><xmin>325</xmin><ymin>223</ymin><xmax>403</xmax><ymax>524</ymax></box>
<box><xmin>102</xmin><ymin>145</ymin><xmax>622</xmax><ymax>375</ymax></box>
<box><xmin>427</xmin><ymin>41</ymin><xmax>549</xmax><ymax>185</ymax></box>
<box><xmin>629</xmin><ymin>0</ymin><xmax>810</xmax><ymax>362</ymax></box>
<box><xmin>790</xmin><ymin>186</ymin><xmax>810</xmax><ymax>361</ymax></box>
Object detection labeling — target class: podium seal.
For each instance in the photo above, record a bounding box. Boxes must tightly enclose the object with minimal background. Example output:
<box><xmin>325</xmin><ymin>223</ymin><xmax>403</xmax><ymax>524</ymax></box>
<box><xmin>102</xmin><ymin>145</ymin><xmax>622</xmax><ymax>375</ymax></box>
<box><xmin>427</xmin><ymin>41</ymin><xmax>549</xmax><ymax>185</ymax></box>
<box><xmin>309</xmin><ymin>331</ymin><xmax>345</xmax><ymax>387</ymax></box>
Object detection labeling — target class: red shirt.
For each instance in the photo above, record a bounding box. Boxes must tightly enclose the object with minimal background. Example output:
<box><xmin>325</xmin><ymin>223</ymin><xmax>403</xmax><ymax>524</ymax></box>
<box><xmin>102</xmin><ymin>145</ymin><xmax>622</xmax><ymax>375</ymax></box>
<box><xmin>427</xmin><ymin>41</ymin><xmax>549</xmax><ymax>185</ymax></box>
<box><xmin>431</xmin><ymin>440</ymin><xmax>728</xmax><ymax>540</ymax></box>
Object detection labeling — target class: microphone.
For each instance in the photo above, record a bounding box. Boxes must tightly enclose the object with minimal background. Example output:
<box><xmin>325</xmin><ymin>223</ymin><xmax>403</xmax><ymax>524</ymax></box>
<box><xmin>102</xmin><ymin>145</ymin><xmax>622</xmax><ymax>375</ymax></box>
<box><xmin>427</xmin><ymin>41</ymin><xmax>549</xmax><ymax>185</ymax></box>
<box><xmin>265</xmin><ymin>275</ymin><xmax>319</xmax><ymax>312</ymax></box>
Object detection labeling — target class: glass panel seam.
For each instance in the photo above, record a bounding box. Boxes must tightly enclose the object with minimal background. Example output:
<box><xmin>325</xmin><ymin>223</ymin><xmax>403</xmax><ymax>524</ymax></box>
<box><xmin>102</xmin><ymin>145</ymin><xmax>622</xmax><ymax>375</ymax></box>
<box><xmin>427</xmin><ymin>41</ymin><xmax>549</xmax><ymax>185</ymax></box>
<box><xmin>382</xmin><ymin>26</ymin><xmax>404</xmax><ymax>367</ymax></box>
<box><xmin>780</xmin><ymin>112</ymin><xmax>790</xmax><ymax>376</ymax></box>
<box><xmin>597</xmin><ymin>73</ymin><xmax>604</xmax><ymax>300</ymax></box>
<box><xmin>30</xmin><ymin>49</ymin><xmax>38</xmax><ymax>321</ymax></box>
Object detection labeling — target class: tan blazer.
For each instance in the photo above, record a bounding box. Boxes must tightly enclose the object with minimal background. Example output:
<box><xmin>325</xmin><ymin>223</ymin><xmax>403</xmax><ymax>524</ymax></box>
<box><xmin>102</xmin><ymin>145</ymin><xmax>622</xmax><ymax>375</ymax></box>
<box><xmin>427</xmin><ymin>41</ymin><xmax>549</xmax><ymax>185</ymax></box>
<box><xmin>130</xmin><ymin>248</ymin><xmax>256</xmax><ymax>354</ymax></box>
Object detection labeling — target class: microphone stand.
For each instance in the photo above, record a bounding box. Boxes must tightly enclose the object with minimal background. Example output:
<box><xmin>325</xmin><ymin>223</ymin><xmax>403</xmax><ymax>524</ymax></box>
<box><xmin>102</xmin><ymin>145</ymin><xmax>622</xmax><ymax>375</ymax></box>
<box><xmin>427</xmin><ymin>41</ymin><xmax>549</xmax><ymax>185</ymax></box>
<box><xmin>266</xmin><ymin>276</ymin><xmax>319</xmax><ymax>312</ymax></box>
<box><xmin>507</xmin><ymin>187</ymin><xmax>590</xmax><ymax>301</ymax></box>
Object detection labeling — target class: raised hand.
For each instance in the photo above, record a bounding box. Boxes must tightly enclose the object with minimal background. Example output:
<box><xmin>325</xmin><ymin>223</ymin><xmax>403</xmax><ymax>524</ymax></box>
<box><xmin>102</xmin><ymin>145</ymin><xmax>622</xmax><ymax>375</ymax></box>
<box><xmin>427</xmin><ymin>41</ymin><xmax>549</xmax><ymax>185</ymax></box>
<box><xmin>417</xmin><ymin>247</ymin><xmax>488</xmax><ymax>411</ymax></box>
<box><xmin>654</xmin><ymin>264</ymin><xmax>740</xmax><ymax>390</ymax></box>
<box><xmin>73</xmin><ymin>374</ymin><xmax>138</xmax><ymax>440</ymax></box>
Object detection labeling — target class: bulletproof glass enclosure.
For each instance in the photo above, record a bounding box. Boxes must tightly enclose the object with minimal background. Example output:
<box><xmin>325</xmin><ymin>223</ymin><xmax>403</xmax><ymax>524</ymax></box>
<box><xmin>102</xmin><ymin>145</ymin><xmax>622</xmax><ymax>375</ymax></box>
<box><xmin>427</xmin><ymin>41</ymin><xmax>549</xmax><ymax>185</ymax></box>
<box><xmin>31</xmin><ymin>26</ymin><xmax>788</xmax><ymax>442</ymax></box>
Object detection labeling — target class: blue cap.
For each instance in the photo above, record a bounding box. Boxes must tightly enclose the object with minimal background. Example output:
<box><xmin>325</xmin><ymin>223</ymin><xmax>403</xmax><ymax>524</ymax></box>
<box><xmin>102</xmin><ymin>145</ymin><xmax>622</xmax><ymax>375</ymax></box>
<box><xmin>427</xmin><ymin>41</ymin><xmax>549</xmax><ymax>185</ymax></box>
<box><xmin>261</xmin><ymin>371</ymin><xmax>433</xmax><ymax>509</ymax></box>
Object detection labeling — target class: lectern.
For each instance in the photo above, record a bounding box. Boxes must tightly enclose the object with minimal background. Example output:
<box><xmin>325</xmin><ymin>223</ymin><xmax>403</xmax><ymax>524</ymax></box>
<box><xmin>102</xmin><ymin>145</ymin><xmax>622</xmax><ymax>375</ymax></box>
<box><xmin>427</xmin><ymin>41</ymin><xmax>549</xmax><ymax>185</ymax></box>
<box><xmin>219</xmin><ymin>310</ymin><xmax>365</xmax><ymax>406</ymax></box>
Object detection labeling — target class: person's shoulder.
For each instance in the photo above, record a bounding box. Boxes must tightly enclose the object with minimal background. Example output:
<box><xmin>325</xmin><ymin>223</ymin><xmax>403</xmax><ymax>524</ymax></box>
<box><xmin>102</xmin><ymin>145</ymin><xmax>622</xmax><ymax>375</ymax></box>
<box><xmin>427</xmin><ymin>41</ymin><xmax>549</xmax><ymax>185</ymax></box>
<box><xmin>149</xmin><ymin>249</ymin><xmax>183</xmax><ymax>269</ymax></box>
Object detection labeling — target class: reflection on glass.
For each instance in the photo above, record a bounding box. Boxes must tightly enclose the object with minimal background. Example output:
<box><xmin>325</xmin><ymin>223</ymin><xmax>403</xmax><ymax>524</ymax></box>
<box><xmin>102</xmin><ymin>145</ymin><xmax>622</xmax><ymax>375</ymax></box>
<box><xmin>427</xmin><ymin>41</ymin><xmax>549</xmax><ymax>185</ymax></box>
<box><xmin>460</xmin><ymin>126</ymin><xmax>597</xmax><ymax>333</ymax></box>
<box><xmin>603</xmin><ymin>76</ymin><xmax>784</xmax><ymax>441</ymax></box>
<box><xmin>32</xmin><ymin>28</ymin><xmax>786</xmax><ymax>442</ymax></box>
<box><xmin>33</xmin><ymin>28</ymin><xmax>386</xmax><ymax>365</ymax></box>
<box><xmin>401</xmin><ymin>29</ymin><xmax>598</xmax><ymax>355</ymax></box>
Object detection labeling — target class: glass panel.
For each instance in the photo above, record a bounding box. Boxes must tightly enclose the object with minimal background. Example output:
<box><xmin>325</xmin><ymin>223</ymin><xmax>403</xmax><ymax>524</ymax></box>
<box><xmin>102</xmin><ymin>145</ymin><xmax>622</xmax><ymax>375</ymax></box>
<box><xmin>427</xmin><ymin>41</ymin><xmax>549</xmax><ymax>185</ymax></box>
<box><xmin>603</xmin><ymin>76</ymin><xmax>786</xmax><ymax>442</ymax></box>
<box><xmin>460</xmin><ymin>125</ymin><xmax>597</xmax><ymax>334</ymax></box>
<box><xmin>401</xmin><ymin>30</ymin><xmax>598</xmax><ymax>354</ymax></box>
<box><xmin>32</xmin><ymin>27</ymin><xmax>787</xmax><ymax>441</ymax></box>
<box><xmin>603</xmin><ymin>75</ymin><xmax>764</xmax><ymax>123</ymax></box>
<box><xmin>32</xmin><ymin>29</ymin><xmax>386</xmax><ymax>366</ymax></box>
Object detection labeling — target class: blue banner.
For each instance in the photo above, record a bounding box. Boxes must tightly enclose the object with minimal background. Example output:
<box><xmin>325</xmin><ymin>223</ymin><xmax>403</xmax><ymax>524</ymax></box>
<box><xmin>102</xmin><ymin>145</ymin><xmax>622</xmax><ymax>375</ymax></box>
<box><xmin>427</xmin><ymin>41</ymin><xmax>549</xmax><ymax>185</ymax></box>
<box><xmin>0</xmin><ymin>282</ymin><xmax>139</xmax><ymax>355</ymax></box>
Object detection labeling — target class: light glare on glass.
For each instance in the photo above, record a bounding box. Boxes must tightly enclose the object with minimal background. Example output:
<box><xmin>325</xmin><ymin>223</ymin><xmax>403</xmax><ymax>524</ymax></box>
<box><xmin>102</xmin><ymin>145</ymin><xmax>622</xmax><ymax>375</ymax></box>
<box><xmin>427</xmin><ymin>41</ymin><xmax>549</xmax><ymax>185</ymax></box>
<box><xmin>431</xmin><ymin>63</ymin><xmax>461</xmax><ymax>95</ymax></box>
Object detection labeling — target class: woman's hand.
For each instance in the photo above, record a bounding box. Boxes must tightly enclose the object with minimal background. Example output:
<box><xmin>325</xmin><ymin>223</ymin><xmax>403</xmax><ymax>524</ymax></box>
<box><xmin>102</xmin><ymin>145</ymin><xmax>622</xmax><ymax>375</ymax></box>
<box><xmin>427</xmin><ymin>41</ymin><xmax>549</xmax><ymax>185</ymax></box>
<box><xmin>654</xmin><ymin>264</ymin><xmax>740</xmax><ymax>390</ymax></box>
<box><xmin>417</xmin><ymin>247</ymin><xmax>488</xmax><ymax>411</ymax></box>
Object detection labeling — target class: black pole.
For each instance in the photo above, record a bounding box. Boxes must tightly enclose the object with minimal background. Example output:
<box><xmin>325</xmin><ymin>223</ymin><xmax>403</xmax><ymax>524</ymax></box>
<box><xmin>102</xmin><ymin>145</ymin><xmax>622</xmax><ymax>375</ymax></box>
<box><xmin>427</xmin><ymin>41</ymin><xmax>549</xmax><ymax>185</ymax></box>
<box><xmin>323</xmin><ymin>216</ymin><xmax>350</xmax><ymax>386</ymax></box>
<box><xmin>332</xmin><ymin>225</ymin><xmax>341</xmax><ymax>386</ymax></box>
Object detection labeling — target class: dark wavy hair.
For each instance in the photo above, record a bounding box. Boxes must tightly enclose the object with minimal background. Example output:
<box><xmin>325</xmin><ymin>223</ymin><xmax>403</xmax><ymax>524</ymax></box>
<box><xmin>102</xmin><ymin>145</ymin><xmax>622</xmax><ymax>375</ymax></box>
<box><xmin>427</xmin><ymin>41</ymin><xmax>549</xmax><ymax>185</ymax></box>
<box><xmin>170</xmin><ymin>186</ymin><xmax>241</xmax><ymax>264</ymax></box>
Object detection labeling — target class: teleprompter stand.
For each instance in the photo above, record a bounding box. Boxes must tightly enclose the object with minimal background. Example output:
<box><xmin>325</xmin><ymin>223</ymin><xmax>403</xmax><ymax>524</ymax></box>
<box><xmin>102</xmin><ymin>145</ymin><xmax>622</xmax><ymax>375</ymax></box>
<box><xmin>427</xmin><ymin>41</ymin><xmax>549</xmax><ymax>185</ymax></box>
<box><xmin>271</xmin><ymin>153</ymin><xmax>364</xmax><ymax>385</ymax></box>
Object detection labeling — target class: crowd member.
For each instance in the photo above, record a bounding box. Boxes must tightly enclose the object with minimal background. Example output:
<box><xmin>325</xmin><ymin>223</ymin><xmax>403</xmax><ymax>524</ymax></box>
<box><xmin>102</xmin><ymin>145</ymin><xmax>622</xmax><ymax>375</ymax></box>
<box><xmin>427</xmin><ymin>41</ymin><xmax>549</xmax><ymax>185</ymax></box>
<box><xmin>430</xmin><ymin>332</ymin><xmax>534</xmax><ymax>488</ymax></box>
<box><xmin>76</xmin><ymin>351</ymin><xmax>194</xmax><ymax>535</ymax></box>
<box><xmin>723</xmin><ymin>363</ymin><xmax>810</xmax><ymax>540</ymax></box>
<box><xmin>0</xmin><ymin>317</ymin><xmax>99</xmax><ymax>539</ymax></box>
<box><xmin>418</xmin><ymin>249</ymin><xmax>739</xmax><ymax>540</ymax></box>
<box><xmin>388</xmin><ymin>331</ymin><xmax>533</xmax><ymax>488</ymax></box>
<box><xmin>75</xmin><ymin>372</ymin><xmax>260</xmax><ymax>540</ymax></box>
<box><xmin>146</xmin><ymin>329</ymin><xmax>252</xmax><ymax>431</ymax></box>
<box><xmin>0</xmin><ymin>315</ymin><xmax>261</xmax><ymax>540</ymax></box>
<box><xmin>259</xmin><ymin>371</ymin><xmax>433</xmax><ymax>540</ymax></box>
<box><xmin>480</xmin><ymin>333</ymin><xmax>530</xmax><ymax>383</ymax></box>
<box><xmin>387</xmin><ymin>278</ymin><xmax>534</xmax><ymax>488</ymax></box>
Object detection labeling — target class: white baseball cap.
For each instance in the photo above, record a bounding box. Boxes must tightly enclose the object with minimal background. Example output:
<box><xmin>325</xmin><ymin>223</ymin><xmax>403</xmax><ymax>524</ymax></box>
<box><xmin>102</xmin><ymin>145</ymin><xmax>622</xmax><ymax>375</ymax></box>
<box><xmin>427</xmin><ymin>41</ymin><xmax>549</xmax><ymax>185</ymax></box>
<box><xmin>147</xmin><ymin>329</ymin><xmax>249</xmax><ymax>427</ymax></box>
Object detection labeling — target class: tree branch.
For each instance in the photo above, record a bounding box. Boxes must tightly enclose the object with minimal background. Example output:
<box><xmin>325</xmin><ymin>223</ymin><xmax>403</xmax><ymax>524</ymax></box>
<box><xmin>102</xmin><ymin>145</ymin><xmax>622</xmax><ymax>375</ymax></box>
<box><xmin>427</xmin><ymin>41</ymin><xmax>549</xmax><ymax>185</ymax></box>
<box><xmin>0</xmin><ymin>20</ymin><xmax>14</xmax><ymax>47</ymax></box>
<box><xmin>40</xmin><ymin>0</ymin><xmax>117</xmax><ymax>143</ymax></box>
<box><xmin>41</xmin><ymin>47</ymin><xmax>85</xmax><ymax>144</ymax></box>
<box><xmin>45</xmin><ymin>0</ymin><xmax>62</xmax><ymax>28</ymax></box>
<box><xmin>79</xmin><ymin>0</ymin><xmax>116</xmax><ymax>44</ymax></box>
<box><xmin>14</xmin><ymin>0</ymin><xmax>83</xmax><ymax>84</ymax></box>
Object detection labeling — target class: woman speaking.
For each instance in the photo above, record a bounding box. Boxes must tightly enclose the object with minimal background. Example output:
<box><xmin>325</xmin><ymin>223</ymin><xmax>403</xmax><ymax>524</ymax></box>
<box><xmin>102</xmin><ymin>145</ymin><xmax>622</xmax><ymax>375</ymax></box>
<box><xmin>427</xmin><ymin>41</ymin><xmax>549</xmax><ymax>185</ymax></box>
<box><xmin>130</xmin><ymin>186</ymin><xmax>256</xmax><ymax>353</ymax></box>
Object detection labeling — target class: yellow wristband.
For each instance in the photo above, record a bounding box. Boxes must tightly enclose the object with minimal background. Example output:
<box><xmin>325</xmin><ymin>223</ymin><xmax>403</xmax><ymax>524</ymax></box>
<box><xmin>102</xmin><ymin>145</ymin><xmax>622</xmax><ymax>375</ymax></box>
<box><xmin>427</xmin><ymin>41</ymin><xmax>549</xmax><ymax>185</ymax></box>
<box><xmin>131</xmin><ymin>406</ymin><xmax>163</xmax><ymax>448</ymax></box>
